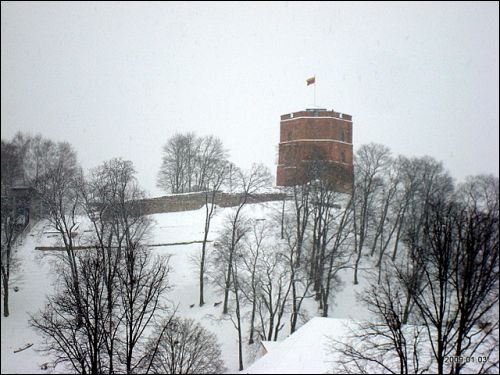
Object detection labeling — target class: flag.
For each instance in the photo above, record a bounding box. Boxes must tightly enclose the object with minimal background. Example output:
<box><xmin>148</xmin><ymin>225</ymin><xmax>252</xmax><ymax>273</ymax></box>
<box><xmin>306</xmin><ymin>76</ymin><xmax>315</xmax><ymax>86</ymax></box>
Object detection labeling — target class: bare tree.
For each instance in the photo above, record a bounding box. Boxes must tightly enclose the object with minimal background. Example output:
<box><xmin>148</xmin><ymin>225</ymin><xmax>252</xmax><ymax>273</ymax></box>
<box><xmin>221</xmin><ymin>163</ymin><xmax>272</xmax><ymax>314</ymax></box>
<box><xmin>392</xmin><ymin>245</ymin><xmax>426</xmax><ymax>325</ymax></box>
<box><xmin>31</xmin><ymin>250</ymin><xmax>110</xmax><ymax>374</ymax></box>
<box><xmin>32</xmin><ymin>158</ymin><xmax>172</xmax><ymax>374</ymax></box>
<box><xmin>449</xmin><ymin>206</ymin><xmax>499</xmax><ymax>374</ymax></box>
<box><xmin>1</xmin><ymin>197</ymin><xmax>21</xmax><ymax>317</ymax></box>
<box><xmin>307</xmin><ymin>174</ymin><xmax>354</xmax><ymax>314</ymax></box>
<box><xmin>199</xmin><ymin>156</ymin><xmax>229</xmax><ymax>306</ymax></box>
<box><xmin>30</xmin><ymin>140</ymin><xmax>85</xmax><ymax>323</ymax></box>
<box><xmin>332</xmin><ymin>269</ymin><xmax>431</xmax><ymax>374</ymax></box>
<box><xmin>1</xmin><ymin>139</ymin><xmax>24</xmax><ymax>317</ymax></box>
<box><xmin>401</xmin><ymin>156</ymin><xmax>454</xmax><ymax>259</ymax></box>
<box><xmin>256</xmin><ymin>246</ymin><xmax>292</xmax><ymax>342</ymax></box>
<box><xmin>391</xmin><ymin>156</ymin><xmax>420</xmax><ymax>262</ymax></box>
<box><xmin>2</xmin><ymin>134</ymin><xmax>84</xmax><ymax>319</ymax></box>
<box><xmin>102</xmin><ymin>160</ymin><xmax>171</xmax><ymax>374</ymax></box>
<box><xmin>239</xmin><ymin>219</ymin><xmax>268</xmax><ymax>344</ymax></box>
<box><xmin>284</xmin><ymin>145</ymin><xmax>314</xmax><ymax>266</ymax></box>
<box><xmin>231</xmin><ymin>245</ymin><xmax>245</xmax><ymax>371</ymax></box>
<box><xmin>193</xmin><ymin>135</ymin><xmax>227</xmax><ymax>190</ymax></box>
<box><xmin>238</xmin><ymin>216</ymin><xmax>304</xmax><ymax>345</ymax></box>
<box><xmin>210</xmin><ymin>212</ymin><xmax>250</xmax><ymax>370</ymax></box>
<box><xmin>395</xmin><ymin>156</ymin><xmax>454</xmax><ymax>325</ymax></box>
<box><xmin>144</xmin><ymin>316</ymin><xmax>225</xmax><ymax>374</ymax></box>
<box><xmin>319</xmin><ymin>194</ymin><xmax>354</xmax><ymax>317</ymax></box>
<box><xmin>409</xmin><ymin>194</ymin><xmax>499</xmax><ymax>374</ymax></box>
<box><xmin>157</xmin><ymin>133</ymin><xmax>228</xmax><ymax>194</ymax></box>
<box><xmin>119</xmin><ymin>244</ymin><xmax>171</xmax><ymax>374</ymax></box>
<box><xmin>410</xmin><ymin>199</ymin><xmax>459</xmax><ymax>374</ymax></box>
<box><xmin>368</xmin><ymin>156</ymin><xmax>399</xmax><ymax>260</ymax></box>
<box><xmin>456</xmin><ymin>174</ymin><xmax>499</xmax><ymax>214</ymax></box>
<box><xmin>352</xmin><ymin>143</ymin><xmax>391</xmax><ymax>284</ymax></box>
<box><xmin>79</xmin><ymin>158</ymin><xmax>150</xmax><ymax>373</ymax></box>
<box><xmin>157</xmin><ymin>132</ymin><xmax>197</xmax><ymax>194</ymax></box>
<box><xmin>279</xmin><ymin>209</ymin><xmax>314</xmax><ymax>334</ymax></box>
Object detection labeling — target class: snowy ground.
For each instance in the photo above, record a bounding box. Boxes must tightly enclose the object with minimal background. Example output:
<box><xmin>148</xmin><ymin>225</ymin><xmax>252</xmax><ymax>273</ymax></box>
<box><xmin>1</xmin><ymin>224</ymin><xmax>58</xmax><ymax>374</ymax></box>
<box><xmin>1</xmin><ymin>201</ymin><xmax>374</xmax><ymax>374</ymax></box>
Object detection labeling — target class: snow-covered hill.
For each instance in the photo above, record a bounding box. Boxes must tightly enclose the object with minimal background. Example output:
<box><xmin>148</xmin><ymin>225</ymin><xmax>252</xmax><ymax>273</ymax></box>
<box><xmin>0</xmin><ymin>201</ymin><xmax>374</xmax><ymax>374</ymax></box>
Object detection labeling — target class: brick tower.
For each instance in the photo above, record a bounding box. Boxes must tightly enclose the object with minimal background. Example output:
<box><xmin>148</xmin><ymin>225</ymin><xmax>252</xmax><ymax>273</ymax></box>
<box><xmin>276</xmin><ymin>108</ymin><xmax>353</xmax><ymax>193</ymax></box>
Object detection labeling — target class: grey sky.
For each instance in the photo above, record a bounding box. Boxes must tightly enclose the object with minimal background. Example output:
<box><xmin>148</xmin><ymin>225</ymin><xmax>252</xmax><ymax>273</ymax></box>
<box><xmin>2</xmin><ymin>2</ymin><xmax>498</xmax><ymax>196</ymax></box>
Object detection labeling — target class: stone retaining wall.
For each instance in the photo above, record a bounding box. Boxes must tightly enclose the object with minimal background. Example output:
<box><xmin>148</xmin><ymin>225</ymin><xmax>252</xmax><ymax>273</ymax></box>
<box><xmin>136</xmin><ymin>192</ymin><xmax>288</xmax><ymax>215</ymax></box>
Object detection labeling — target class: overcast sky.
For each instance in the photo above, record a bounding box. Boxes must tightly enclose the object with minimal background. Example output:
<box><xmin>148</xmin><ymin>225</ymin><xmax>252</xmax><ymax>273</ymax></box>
<box><xmin>2</xmin><ymin>2</ymin><xmax>499</xmax><ymax>196</ymax></box>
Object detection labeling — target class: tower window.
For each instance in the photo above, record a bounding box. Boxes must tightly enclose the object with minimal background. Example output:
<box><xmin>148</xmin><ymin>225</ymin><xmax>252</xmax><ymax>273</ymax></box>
<box><xmin>341</xmin><ymin>151</ymin><xmax>346</xmax><ymax>163</ymax></box>
<box><xmin>341</xmin><ymin>129</ymin><xmax>346</xmax><ymax>142</ymax></box>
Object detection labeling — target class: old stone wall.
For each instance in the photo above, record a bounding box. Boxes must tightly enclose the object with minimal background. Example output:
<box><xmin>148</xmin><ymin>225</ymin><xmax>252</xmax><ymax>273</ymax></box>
<box><xmin>135</xmin><ymin>192</ymin><xmax>287</xmax><ymax>216</ymax></box>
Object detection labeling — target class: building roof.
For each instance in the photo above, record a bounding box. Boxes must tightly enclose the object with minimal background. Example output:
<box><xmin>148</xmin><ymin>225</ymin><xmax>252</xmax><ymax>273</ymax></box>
<box><xmin>244</xmin><ymin>318</ymin><xmax>354</xmax><ymax>374</ymax></box>
<box><xmin>260</xmin><ymin>341</ymin><xmax>280</xmax><ymax>354</ymax></box>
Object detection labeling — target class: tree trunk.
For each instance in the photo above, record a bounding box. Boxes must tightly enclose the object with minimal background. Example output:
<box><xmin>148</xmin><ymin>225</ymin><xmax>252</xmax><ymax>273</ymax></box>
<box><xmin>2</xmin><ymin>274</ymin><xmax>9</xmax><ymax>317</ymax></box>
<box><xmin>352</xmin><ymin>203</ymin><xmax>360</xmax><ymax>285</ymax></box>
<box><xmin>248</xmin><ymin>299</ymin><xmax>256</xmax><ymax>345</ymax></box>
<box><xmin>223</xmin><ymin>262</ymin><xmax>232</xmax><ymax>314</ymax></box>
<box><xmin>392</xmin><ymin>217</ymin><xmax>404</xmax><ymax>261</ymax></box>
<box><xmin>199</xmin><ymin>243</ymin><xmax>206</xmax><ymax>307</ymax></box>
<box><xmin>223</xmin><ymin>204</ymin><xmax>245</xmax><ymax>314</ymax></box>
<box><xmin>281</xmin><ymin>196</ymin><xmax>285</xmax><ymax>240</ymax></box>
<box><xmin>290</xmin><ymin>280</ymin><xmax>298</xmax><ymax>334</ymax></box>
<box><xmin>233</xmin><ymin>269</ymin><xmax>244</xmax><ymax>371</ymax></box>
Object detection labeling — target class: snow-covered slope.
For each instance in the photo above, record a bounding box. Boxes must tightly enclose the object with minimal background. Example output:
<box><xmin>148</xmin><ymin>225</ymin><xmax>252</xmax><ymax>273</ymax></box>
<box><xmin>1</xmin><ymin>201</ymin><xmax>373</xmax><ymax>374</ymax></box>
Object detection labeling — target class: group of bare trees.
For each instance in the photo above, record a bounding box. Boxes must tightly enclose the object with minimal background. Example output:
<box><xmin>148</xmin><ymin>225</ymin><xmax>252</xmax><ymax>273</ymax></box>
<box><xmin>3</xmin><ymin>130</ymin><xmax>498</xmax><ymax>373</ymax></box>
<box><xmin>2</xmin><ymin>132</ymin><xmax>225</xmax><ymax>374</ymax></box>
<box><xmin>351</xmin><ymin>143</ymin><xmax>455</xmax><ymax>285</ymax></box>
<box><xmin>144</xmin><ymin>316</ymin><xmax>225</xmax><ymax>374</ymax></box>
<box><xmin>156</xmin><ymin>132</ymin><xmax>233</xmax><ymax>310</ymax></box>
<box><xmin>334</xmin><ymin>144</ymin><xmax>499</xmax><ymax>374</ymax></box>
<box><xmin>27</xmin><ymin>154</ymin><xmax>173</xmax><ymax>373</ymax></box>
<box><xmin>157</xmin><ymin>133</ymin><xmax>227</xmax><ymax>194</ymax></box>
<box><xmin>207</xmin><ymin>163</ymin><xmax>273</xmax><ymax>370</ymax></box>
<box><xmin>208</xmin><ymin>158</ymin><xmax>354</xmax><ymax>370</ymax></box>
<box><xmin>2</xmin><ymin>134</ymin><xmax>79</xmax><ymax>318</ymax></box>
<box><xmin>202</xmin><ymin>140</ymin><xmax>498</xmax><ymax>374</ymax></box>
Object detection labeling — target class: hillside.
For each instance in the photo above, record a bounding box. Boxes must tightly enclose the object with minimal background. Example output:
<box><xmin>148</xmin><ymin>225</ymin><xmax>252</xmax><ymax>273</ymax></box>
<box><xmin>1</xmin><ymin>201</ymin><xmax>374</xmax><ymax>374</ymax></box>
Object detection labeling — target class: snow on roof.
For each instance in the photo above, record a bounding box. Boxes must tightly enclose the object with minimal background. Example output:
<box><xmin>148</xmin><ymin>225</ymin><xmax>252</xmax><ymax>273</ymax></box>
<box><xmin>260</xmin><ymin>341</ymin><xmax>280</xmax><ymax>354</ymax></box>
<box><xmin>244</xmin><ymin>317</ymin><xmax>354</xmax><ymax>374</ymax></box>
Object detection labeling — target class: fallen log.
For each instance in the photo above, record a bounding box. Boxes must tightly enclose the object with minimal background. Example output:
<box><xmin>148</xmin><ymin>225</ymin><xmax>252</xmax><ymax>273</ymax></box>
<box><xmin>14</xmin><ymin>343</ymin><xmax>33</xmax><ymax>353</ymax></box>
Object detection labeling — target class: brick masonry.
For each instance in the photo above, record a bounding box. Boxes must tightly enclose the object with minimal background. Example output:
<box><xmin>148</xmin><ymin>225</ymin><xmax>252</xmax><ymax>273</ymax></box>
<box><xmin>276</xmin><ymin>109</ymin><xmax>353</xmax><ymax>193</ymax></box>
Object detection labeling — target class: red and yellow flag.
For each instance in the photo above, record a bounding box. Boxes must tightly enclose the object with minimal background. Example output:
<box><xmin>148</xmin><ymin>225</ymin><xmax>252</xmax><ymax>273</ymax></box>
<box><xmin>306</xmin><ymin>76</ymin><xmax>316</xmax><ymax>86</ymax></box>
